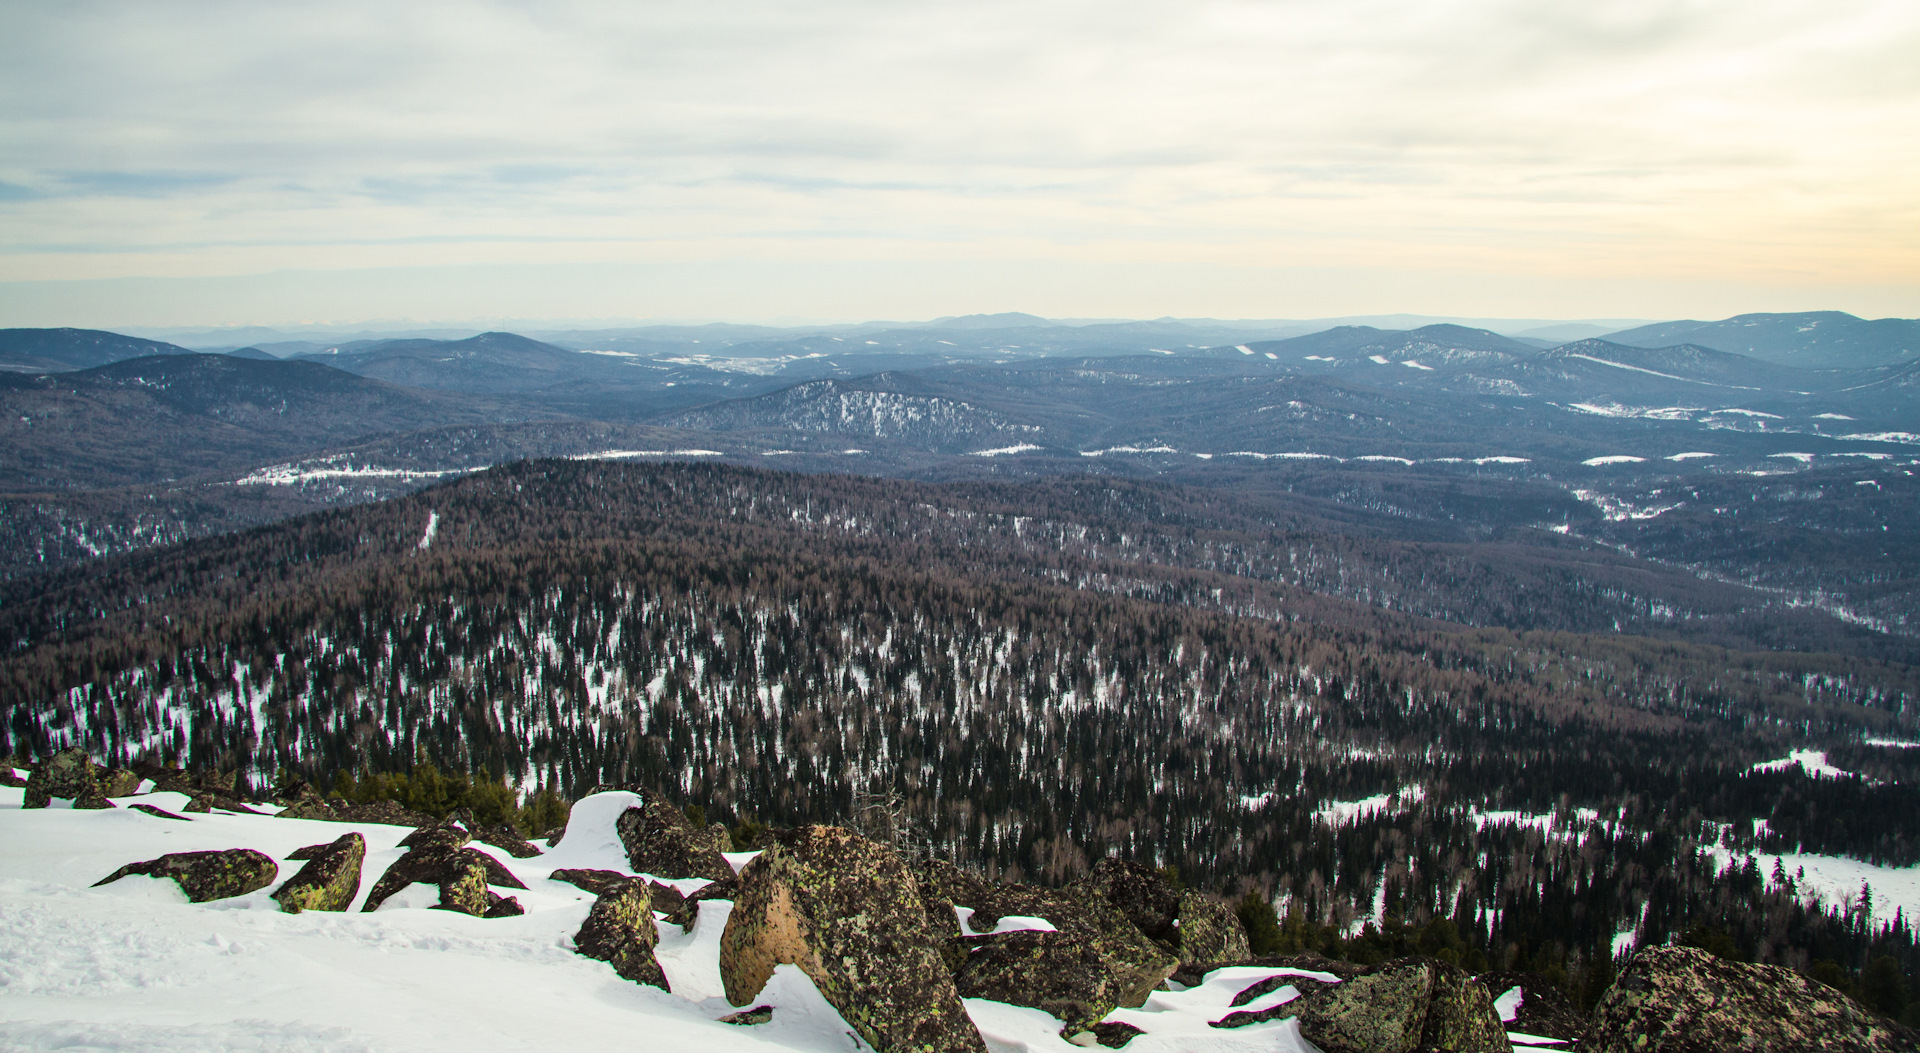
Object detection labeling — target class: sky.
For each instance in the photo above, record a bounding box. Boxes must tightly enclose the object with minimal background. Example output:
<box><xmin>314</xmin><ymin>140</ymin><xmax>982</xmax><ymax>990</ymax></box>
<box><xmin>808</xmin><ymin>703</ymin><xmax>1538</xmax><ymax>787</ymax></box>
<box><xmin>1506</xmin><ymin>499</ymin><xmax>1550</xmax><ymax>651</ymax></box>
<box><xmin>1</xmin><ymin>0</ymin><xmax>1916</xmax><ymax>328</ymax></box>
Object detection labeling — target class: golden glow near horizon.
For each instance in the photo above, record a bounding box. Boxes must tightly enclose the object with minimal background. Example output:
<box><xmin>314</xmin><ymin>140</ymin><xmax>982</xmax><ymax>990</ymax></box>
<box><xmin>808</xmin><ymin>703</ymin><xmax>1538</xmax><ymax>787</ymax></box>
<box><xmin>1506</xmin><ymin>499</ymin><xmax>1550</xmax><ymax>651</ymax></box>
<box><xmin>0</xmin><ymin>0</ymin><xmax>1915</xmax><ymax>324</ymax></box>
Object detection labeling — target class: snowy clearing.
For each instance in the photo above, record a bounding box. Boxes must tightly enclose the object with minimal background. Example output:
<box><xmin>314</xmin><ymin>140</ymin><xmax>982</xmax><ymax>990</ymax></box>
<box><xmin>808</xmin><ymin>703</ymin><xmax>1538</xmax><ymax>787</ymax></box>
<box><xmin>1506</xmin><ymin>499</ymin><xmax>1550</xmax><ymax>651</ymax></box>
<box><xmin>967</xmin><ymin>444</ymin><xmax>1043</xmax><ymax>457</ymax></box>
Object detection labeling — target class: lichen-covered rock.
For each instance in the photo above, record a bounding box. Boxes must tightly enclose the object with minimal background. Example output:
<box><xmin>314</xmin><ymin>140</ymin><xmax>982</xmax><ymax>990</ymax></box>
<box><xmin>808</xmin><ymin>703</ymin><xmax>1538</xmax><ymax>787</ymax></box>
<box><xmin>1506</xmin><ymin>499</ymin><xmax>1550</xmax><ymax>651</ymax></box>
<box><xmin>398</xmin><ymin>817</ymin><xmax>473</xmax><ymax>851</ymax></box>
<box><xmin>0</xmin><ymin>764</ymin><xmax>26</xmax><ymax>788</ymax></box>
<box><xmin>1174</xmin><ymin>892</ymin><xmax>1250</xmax><ymax>965</ymax></box>
<box><xmin>94</xmin><ymin>849</ymin><xmax>278</xmax><ymax>902</ymax></box>
<box><xmin>1284</xmin><ymin>956</ymin><xmax>1508</xmax><ymax>1053</ymax></box>
<box><xmin>616</xmin><ymin>798</ymin><xmax>735</xmax><ymax>882</ymax></box>
<box><xmin>551</xmin><ymin>868</ymin><xmax>695</xmax><ymax>926</ymax></box>
<box><xmin>97</xmin><ymin>768</ymin><xmax>144</xmax><ymax>797</ymax></box>
<box><xmin>23</xmin><ymin>747</ymin><xmax>101</xmax><ymax>808</ymax></box>
<box><xmin>952</xmin><ymin>930</ymin><xmax>1122</xmax><ymax>1036</ymax></box>
<box><xmin>362</xmin><ymin>843</ymin><xmax>528</xmax><ymax>916</ymax></box>
<box><xmin>1087</xmin><ymin>1021</ymin><xmax>1146</xmax><ymax>1048</ymax></box>
<box><xmin>129</xmin><ymin>803</ymin><xmax>190</xmax><ymax>821</ymax></box>
<box><xmin>1077</xmin><ymin>858</ymin><xmax>1181</xmax><ymax>943</ymax></box>
<box><xmin>1476</xmin><ymin>970</ymin><xmax>1588</xmax><ymax>1042</ymax></box>
<box><xmin>967</xmin><ymin>884</ymin><xmax>1177</xmax><ymax>1009</ymax></box>
<box><xmin>273</xmin><ymin>833</ymin><xmax>366</xmax><ymax>913</ymax></box>
<box><xmin>721</xmin><ymin>1006</ymin><xmax>775</xmax><ymax>1025</ymax></box>
<box><xmin>275</xmin><ymin>793</ymin><xmax>340</xmax><ymax>821</ymax></box>
<box><xmin>720</xmin><ymin>824</ymin><xmax>986</xmax><ymax>1053</ymax></box>
<box><xmin>572</xmin><ymin>878</ymin><xmax>670</xmax><ymax>989</ymax></box>
<box><xmin>1587</xmin><ymin>946</ymin><xmax>1919</xmax><ymax>1053</ymax></box>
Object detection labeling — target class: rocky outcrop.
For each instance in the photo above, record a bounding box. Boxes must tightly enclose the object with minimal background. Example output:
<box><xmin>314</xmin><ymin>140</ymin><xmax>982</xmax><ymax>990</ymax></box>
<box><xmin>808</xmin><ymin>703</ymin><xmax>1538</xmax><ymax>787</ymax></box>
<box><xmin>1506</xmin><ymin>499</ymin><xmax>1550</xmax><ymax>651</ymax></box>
<box><xmin>616</xmin><ymin>798</ymin><xmax>735</xmax><ymax>882</ymax></box>
<box><xmin>1275</xmin><ymin>956</ymin><xmax>1508</xmax><ymax>1053</ymax></box>
<box><xmin>572</xmin><ymin>878</ymin><xmax>670</xmax><ymax>989</ymax></box>
<box><xmin>952</xmin><ymin>931</ymin><xmax>1122</xmax><ymax>1035</ymax></box>
<box><xmin>720</xmin><ymin>824</ymin><xmax>985</xmax><ymax>1053</ymax></box>
<box><xmin>1588</xmin><ymin>946</ymin><xmax>1919</xmax><ymax>1053</ymax></box>
<box><xmin>94</xmin><ymin>849</ymin><xmax>278</xmax><ymax>902</ymax></box>
<box><xmin>362</xmin><ymin>841</ymin><xmax>528</xmax><ymax>917</ymax></box>
<box><xmin>1476</xmin><ymin>970</ymin><xmax>1588</xmax><ymax>1042</ymax></box>
<box><xmin>1174</xmin><ymin>892</ymin><xmax>1250</xmax><ymax>964</ymax></box>
<box><xmin>273</xmin><ymin>833</ymin><xmax>366</xmax><ymax>913</ymax></box>
<box><xmin>23</xmin><ymin>747</ymin><xmax>102</xmax><ymax>808</ymax></box>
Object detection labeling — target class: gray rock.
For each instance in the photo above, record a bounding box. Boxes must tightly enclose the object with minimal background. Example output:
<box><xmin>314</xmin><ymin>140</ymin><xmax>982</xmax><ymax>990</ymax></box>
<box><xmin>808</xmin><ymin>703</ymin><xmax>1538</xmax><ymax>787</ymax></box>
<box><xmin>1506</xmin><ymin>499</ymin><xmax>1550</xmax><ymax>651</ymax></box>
<box><xmin>720</xmin><ymin>824</ymin><xmax>985</xmax><ymax>1053</ymax></box>
<box><xmin>1587</xmin><ymin>946</ymin><xmax>1919</xmax><ymax>1053</ymax></box>
<box><xmin>616</xmin><ymin>798</ymin><xmax>735</xmax><ymax>882</ymax></box>
<box><xmin>1282</xmin><ymin>956</ymin><xmax>1508</xmax><ymax>1053</ymax></box>
<box><xmin>362</xmin><ymin>843</ymin><xmax>528</xmax><ymax>916</ymax></box>
<box><xmin>721</xmin><ymin>1006</ymin><xmax>774</xmax><ymax>1026</ymax></box>
<box><xmin>965</xmin><ymin>883</ymin><xmax>1177</xmax><ymax>1009</ymax></box>
<box><xmin>952</xmin><ymin>930</ymin><xmax>1122</xmax><ymax>1036</ymax></box>
<box><xmin>94</xmin><ymin>849</ymin><xmax>278</xmax><ymax>902</ymax></box>
<box><xmin>1077</xmin><ymin>859</ymin><xmax>1181</xmax><ymax>943</ymax></box>
<box><xmin>1174</xmin><ymin>892</ymin><xmax>1250</xmax><ymax>965</ymax></box>
<box><xmin>23</xmin><ymin>747</ymin><xmax>101</xmax><ymax>808</ymax></box>
<box><xmin>572</xmin><ymin>878</ymin><xmax>670</xmax><ymax>989</ymax></box>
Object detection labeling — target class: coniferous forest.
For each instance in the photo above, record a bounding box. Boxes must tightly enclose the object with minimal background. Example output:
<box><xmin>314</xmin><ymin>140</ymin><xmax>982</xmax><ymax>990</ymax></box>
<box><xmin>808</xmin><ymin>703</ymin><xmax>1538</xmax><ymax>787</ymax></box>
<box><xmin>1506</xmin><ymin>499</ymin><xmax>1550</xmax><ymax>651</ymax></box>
<box><xmin>4</xmin><ymin>458</ymin><xmax>1918</xmax><ymax>1021</ymax></box>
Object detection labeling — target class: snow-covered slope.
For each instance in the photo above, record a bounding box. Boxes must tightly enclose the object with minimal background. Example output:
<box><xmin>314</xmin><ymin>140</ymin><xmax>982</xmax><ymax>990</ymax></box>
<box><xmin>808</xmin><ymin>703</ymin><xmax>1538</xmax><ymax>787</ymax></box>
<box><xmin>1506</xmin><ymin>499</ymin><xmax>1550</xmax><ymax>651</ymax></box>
<box><xmin>0</xmin><ymin>784</ymin><xmax>1335</xmax><ymax>1053</ymax></box>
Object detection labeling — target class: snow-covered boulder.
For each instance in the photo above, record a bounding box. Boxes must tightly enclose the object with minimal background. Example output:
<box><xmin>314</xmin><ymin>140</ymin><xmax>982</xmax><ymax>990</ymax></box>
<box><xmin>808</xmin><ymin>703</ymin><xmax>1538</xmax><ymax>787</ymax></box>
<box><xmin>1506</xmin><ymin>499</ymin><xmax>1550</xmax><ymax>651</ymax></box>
<box><xmin>616</xmin><ymin>797</ymin><xmax>734</xmax><ymax>882</ymax></box>
<box><xmin>572</xmin><ymin>878</ymin><xmax>670</xmax><ymax>989</ymax></box>
<box><xmin>1588</xmin><ymin>945</ymin><xmax>1917</xmax><ymax>1052</ymax></box>
<box><xmin>1279</xmin><ymin>956</ymin><xmax>1508</xmax><ymax>1053</ymax></box>
<box><xmin>721</xmin><ymin>824</ymin><xmax>986</xmax><ymax>1053</ymax></box>
<box><xmin>93</xmin><ymin>848</ymin><xmax>279</xmax><ymax>902</ymax></box>
<box><xmin>273</xmin><ymin>832</ymin><xmax>366</xmax><ymax>913</ymax></box>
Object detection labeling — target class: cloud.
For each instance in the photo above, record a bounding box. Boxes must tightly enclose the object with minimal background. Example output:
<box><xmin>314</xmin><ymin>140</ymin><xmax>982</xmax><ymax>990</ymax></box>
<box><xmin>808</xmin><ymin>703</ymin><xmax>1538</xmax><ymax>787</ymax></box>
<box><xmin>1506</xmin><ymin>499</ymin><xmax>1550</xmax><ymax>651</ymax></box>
<box><xmin>0</xmin><ymin>0</ymin><xmax>1915</xmax><ymax>320</ymax></box>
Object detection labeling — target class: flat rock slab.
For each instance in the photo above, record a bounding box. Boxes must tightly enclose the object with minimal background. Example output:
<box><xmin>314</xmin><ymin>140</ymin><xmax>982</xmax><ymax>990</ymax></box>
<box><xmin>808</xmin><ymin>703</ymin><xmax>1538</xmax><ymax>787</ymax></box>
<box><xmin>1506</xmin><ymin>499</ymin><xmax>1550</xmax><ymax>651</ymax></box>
<box><xmin>1588</xmin><ymin>946</ymin><xmax>1919</xmax><ymax>1053</ymax></box>
<box><xmin>95</xmin><ymin>849</ymin><xmax>278</xmax><ymax>902</ymax></box>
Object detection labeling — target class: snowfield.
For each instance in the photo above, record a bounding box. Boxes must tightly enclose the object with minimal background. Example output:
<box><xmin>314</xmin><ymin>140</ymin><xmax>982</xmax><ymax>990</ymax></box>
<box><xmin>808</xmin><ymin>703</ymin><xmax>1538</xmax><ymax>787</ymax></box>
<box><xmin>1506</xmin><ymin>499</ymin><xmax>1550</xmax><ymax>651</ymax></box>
<box><xmin>0</xmin><ymin>784</ymin><xmax>1374</xmax><ymax>1053</ymax></box>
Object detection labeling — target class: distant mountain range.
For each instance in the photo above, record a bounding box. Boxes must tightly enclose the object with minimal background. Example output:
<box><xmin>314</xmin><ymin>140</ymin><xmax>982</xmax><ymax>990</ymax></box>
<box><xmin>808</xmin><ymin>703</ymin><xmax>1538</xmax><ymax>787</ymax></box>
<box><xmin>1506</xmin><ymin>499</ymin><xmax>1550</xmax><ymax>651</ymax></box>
<box><xmin>1606</xmin><ymin>312</ymin><xmax>1920</xmax><ymax>368</ymax></box>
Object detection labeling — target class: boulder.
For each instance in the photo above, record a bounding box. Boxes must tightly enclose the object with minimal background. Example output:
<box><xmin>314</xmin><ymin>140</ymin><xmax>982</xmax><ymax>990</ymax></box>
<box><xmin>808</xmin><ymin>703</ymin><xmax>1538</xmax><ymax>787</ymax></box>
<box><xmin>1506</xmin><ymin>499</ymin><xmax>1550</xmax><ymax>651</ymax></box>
<box><xmin>572</xmin><ymin>878</ymin><xmax>670</xmax><ymax>989</ymax></box>
<box><xmin>397</xmin><ymin>818</ymin><xmax>473</xmax><ymax>852</ymax></box>
<box><xmin>275</xmin><ymin>793</ymin><xmax>340</xmax><ymax>821</ymax></box>
<box><xmin>1174</xmin><ymin>892</ymin><xmax>1250</xmax><ymax>965</ymax></box>
<box><xmin>551</xmin><ymin>869</ymin><xmax>694</xmax><ymax>927</ymax></box>
<box><xmin>721</xmin><ymin>1006</ymin><xmax>774</xmax><ymax>1026</ymax></box>
<box><xmin>129</xmin><ymin>803</ymin><xmax>191</xmax><ymax>821</ymax></box>
<box><xmin>952</xmin><ymin>930</ymin><xmax>1123</xmax><ymax>1036</ymax></box>
<box><xmin>23</xmin><ymin>747</ymin><xmax>101</xmax><ymax>808</ymax></box>
<box><xmin>273</xmin><ymin>833</ymin><xmax>366</xmax><ymax>913</ymax></box>
<box><xmin>966</xmin><ymin>883</ymin><xmax>1177</xmax><ymax>1009</ymax></box>
<box><xmin>98</xmin><ymin>768</ymin><xmax>144</xmax><ymax>797</ymax></box>
<box><xmin>1476</xmin><ymin>970</ymin><xmax>1588</xmax><ymax>1042</ymax></box>
<box><xmin>94</xmin><ymin>849</ymin><xmax>278</xmax><ymax>902</ymax></box>
<box><xmin>1280</xmin><ymin>956</ymin><xmax>1508</xmax><ymax>1053</ymax></box>
<box><xmin>719</xmin><ymin>824</ymin><xmax>985</xmax><ymax>1053</ymax></box>
<box><xmin>1588</xmin><ymin>945</ymin><xmax>1919</xmax><ymax>1053</ymax></box>
<box><xmin>131</xmin><ymin>762</ymin><xmax>234</xmax><ymax>798</ymax></box>
<box><xmin>549</xmin><ymin>868</ymin><xmax>637</xmax><ymax>896</ymax></box>
<box><xmin>1228</xmin><ymin>971</ymin><xmax>1333</xmax><ymax>1008</ymax></box>
<box><xmin>1086</xmin><ymin>1021</ymin><xmax>1146</xmax><ymax>1048</ymax></box>
<box><xmin>0</xmin><ymin>765</ymin><xmax>26</xmax><ymax>788</ymax></box>
<box><xmin>616</xmin><ymin>798</ymin><xmax>735</xmax><ymax>882</ymax></box>
<box><xmin>362</xmin><ymin>843</ymin><xmax>528</xmax><ymax>916</ymax></box>
<box><xmin>1078</xmin><ymin>858</ymin><xmax>1181</xmax><ymax>943</ymax></box>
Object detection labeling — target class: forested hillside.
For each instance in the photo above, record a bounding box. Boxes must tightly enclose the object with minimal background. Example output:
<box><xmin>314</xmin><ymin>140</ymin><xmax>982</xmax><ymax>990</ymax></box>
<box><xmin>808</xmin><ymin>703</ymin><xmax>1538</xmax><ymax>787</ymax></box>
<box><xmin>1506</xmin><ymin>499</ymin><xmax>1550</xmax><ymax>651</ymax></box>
<box><xmin>4</xmin><ymin>459</ymin><xmax>1918</xmax><ymax>1002</ymax></box>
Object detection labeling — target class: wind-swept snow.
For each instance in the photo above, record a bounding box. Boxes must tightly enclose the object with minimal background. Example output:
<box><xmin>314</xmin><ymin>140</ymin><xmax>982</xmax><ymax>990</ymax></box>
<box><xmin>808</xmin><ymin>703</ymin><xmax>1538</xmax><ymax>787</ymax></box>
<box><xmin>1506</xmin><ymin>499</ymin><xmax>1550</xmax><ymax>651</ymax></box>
<box><xmin>1582</xmin><ymin>456</ymin><xmax>1646</xmax><ymax>466</ymax></box>
<box><xmin>968</xmin><ymin>444</ymin><xmax>1043</xmax><ymax>457</ymax></box>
